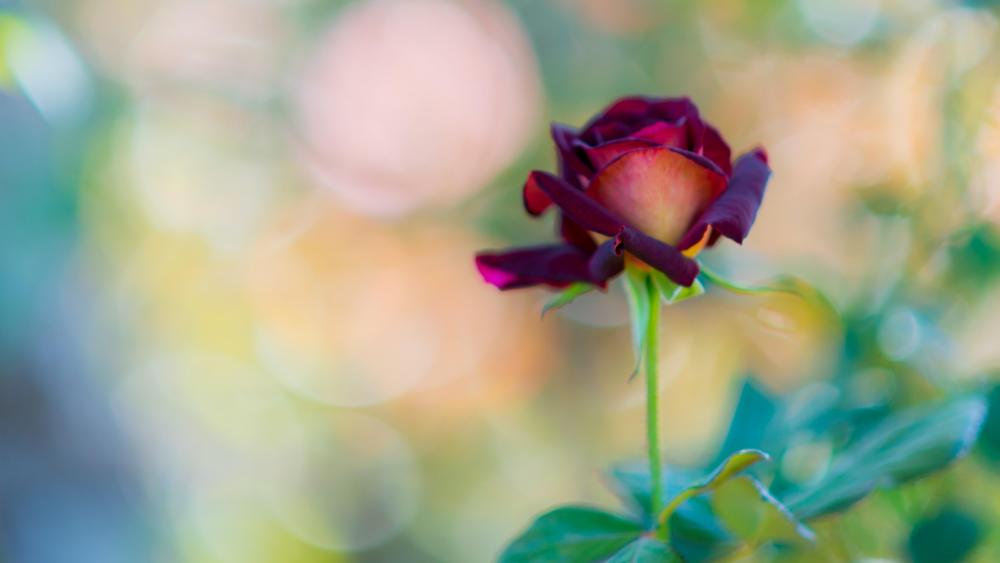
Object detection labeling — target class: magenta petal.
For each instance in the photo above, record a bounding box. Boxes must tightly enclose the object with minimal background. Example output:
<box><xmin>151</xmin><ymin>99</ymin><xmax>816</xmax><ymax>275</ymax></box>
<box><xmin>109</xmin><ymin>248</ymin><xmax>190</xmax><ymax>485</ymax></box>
<box><xmin>530</xmin><ymin>171</ymin><xmax>625</xmax><ymax>236</ymax></box>
<box><xmin>588</xmin><ymin>239</ymin><xmax>625</xmax><ymax>282</ymax></box>
<box><xmin>615</xmin><ymin>227</ymin><xmax>700</xmax><ymax>287</ymax></box>
<box><xmin>475</xmin><ymin>245</ymin><xmax>597</xmax><ymax>290</ymax></box>
<box><xmin>702</xmin><ymin>125</ymin><xmax>733</xmax><ymax>176</ymax></box>
<box><xmin>678</xmin><ymin>148</ymin><xmax>771</xmax><ymax>250</ymax></box>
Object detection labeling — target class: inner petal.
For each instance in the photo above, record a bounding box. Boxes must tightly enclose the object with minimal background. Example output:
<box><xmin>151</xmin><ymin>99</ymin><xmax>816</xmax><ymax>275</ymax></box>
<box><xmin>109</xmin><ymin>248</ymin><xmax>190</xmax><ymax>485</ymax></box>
<box><xmin>588</xmin><ymin>147</ymin><xmax>727</xmax><ymax>245</ymax></box>
<box><xmin>631</xmin><ymin>121</ymin><xmax>687</xmax><ymax>147</ymax></box>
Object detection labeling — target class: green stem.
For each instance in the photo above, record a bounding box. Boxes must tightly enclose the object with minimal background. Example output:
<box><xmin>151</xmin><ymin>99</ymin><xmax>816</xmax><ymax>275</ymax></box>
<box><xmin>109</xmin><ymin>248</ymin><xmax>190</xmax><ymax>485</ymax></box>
<box><xmin>645</xmin><ymin>276</ymin><xmax>663</xmax><ymax>518</ymax></box>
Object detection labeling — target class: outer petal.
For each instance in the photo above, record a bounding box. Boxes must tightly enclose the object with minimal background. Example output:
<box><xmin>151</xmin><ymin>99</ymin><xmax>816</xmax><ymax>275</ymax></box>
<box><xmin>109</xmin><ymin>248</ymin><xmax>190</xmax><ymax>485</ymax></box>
<box><xmin>588</xmin><ymin>239</ymin><xmax>625</xmax><ymax>282</ymax></box>
<box><xmin>588</xmin><ymin>147</ymin><xmax>727</xmax><ymax>244</ymax></box>
<box><xmin>677</xmin><ymin>148</ymin><xmax>771</xmax><ymax>250</ymax></box>
<box><xmin>551</xmin><ymin>122</ymin><xmax>590</xmax><ymax>186</ymax></box>
<box><xmin>475</xmin><ymin>245</ymin><xmax>598</xmax><ymax>290</ymax></box>
<box><xmin>526</xmin><ymin>124</ymin><xmax>596</xmax><ymax>216</ymax></box>
<box><xmin>702</xmin><ymin>124</ymin><xmax>733</xmax><ymax>176</ymax></box>
<box><xmin>614</xmin><ymin>227</ymin><xmax>700</xmax><ymax>286</ymax></box>
<box><xmin>522</xmin><ymin>172</ymin><xmax>553</xmax><ymax>216</ymax></box>
<box><xmin>592</xmin><ymin>96</ymin><xmax>656</xmax><ymax>123</ymax></box>
<box><xmin>559</xmin><ymin>214</ymin><xmax>598</xmax><ymax>253</ymax></box>
<box><xmin>530</xmin><ymin>171</ymin><xmax>625</xmax><ymax>236</ymax></box>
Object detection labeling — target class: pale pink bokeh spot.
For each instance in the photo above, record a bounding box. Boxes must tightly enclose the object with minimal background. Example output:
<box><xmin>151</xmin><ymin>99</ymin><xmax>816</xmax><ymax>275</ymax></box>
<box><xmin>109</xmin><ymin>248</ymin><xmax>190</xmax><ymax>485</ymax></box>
<box><xmin>74</xmin><ymin>0</ymin><xmax>285</xmax><ymax>99</ymax></box>
<box><xmin>296</xmin><ymin>0</ymin><xmax>542</xmax><ymax>216</ymax></box>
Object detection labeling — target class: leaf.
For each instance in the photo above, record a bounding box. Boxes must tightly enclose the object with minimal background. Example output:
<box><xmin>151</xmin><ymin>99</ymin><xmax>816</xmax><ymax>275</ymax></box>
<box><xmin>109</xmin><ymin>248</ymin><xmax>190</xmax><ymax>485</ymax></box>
<box><xmin>711</xmin><ymin>476</ymin><xmax>815</xmax><ymax>546</ymax></box>
<box><xmin>542</xmin><ymin>282</ymin><xmax>596</xmax><ymax>317</ymax></box>
<box><xmin>697</xmin><ymin>265</ymin><xmax>837</xmax><ymax>318</ymax></box>
<box><xmin>976</xmin><ymin>383</ymin><xmax>1000</xmax><ymax>463</ymax></box>
<box><xmin>666</xmin><ymin>496</ymin><xmax>740</xmax><ymax>563</ymax></box>
<box><xmin>711</xmin><ymin>379</ymin><xmax>780</xmax><ymax>466</ymax></box>
<box><xmin>649</xmin><ymin>269</ymin><xmax>705</xmax><ymax>305</ymax></box>
<box><xmin>605</xmin><ymin>464</ymin><xmax>699</xmax><ymax>525</ymax></box>
<box><xmin>657</xmin><ymin>450</ymin><xmax>771</xmax><ymax>530</ymax></box>
<box><xmin>605</xmin><ymin>463</ymin><xmax>745</xmax><ymax>562</ymax></box>
<box><xmin>606</xmin><ymin>536</ymin><xmax>680</xmax><ymax>563</ymax></box>
<box><xmin>907</xmin><ymin>507</ymin><xmax>982</xmax><ymax>563</ymax></box>
<box><xmin>783</xmin><ymin>397</ymin><xmax>987</xmax><ymax>520</ymax></box>
<box><xmin>498</xmin><ymin>506</ymin><xmax>644</xmax><ymax>563</ymax></box>
<box><xmin>621</xmin><ymin>267</ymin><xmax>652</xmax><ymax>379</ymax></box>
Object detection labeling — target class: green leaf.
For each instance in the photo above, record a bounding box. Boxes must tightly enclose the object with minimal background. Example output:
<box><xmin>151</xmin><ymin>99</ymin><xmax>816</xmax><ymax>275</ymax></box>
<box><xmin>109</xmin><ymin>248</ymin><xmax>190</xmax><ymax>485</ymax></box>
<box><xmin>907</xmin><ymin>506</ymin><xmax>982</xmax><ymax>563</ymax></box>
<box><xmin>606</xmin><ymin>537</ymin><xmax>680</xmax><ymax>563</ymax></box>
<box><xmin>542</xmin><ymin>282</ymin><xmax>596</xmax><ymax>317</ymax></box>
<box><xmin>976</xmin><ymin>383</ymin><xmax>1000</xmax><ymax>463</ymax></box>
<box><xmin>498</xmin><ymin>506</ymin><xmax>644</xmax><ymax>563</ymax></box>
<box><xmin>783</xmin><ymin>397</ymin><xmax>987</xmax><ymax>520</ymax></box>
<box><xmin>657</xmin><ymin>449</ymin><xmax>771</xmax><ymax>530</ymax></box>
<box><xmin>621</xmin><ymin>267</ymin><xmax>652</xmax><ymax>379</ymax></box>
<box><xmin>606</xmin><ymin>464</ymin><xmax>699</xmax><ymax>525</ymax></box>
<box><xmin>605</xmin><ymin>463</ymin><xmax>745</xmax><ymax>562</ymax></box>
<box><xmin>649</xmin><ymin>269</ymin><xmax>705</xmax><ymax>305</ymax></box>
<box><xmin>711</xmin><ymin>476</ymin><xmax>815</xmax><ymax>545</ymax></box>
<box><xmin>667</xmin><ymin>497</ymin><xmax>740</xmax><ymax>563</ymax></box>
<box><xmin>697</xmin><ymin>265</ymin><xmax>837</xmax><ymax>318</ymax></box>
<box><xmin>712</xmin><ymin>379</ymin><xmax>780</xmax><ymax>466</ymax></box>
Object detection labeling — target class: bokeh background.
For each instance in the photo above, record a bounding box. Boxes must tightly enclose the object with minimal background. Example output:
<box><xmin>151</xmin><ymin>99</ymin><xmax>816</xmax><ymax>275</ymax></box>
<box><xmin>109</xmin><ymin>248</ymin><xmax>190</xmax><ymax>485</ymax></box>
<box><xmin>2</xmin><ymin>0</ymin><xmax>1000</xmax><ymax>561</ymax></box>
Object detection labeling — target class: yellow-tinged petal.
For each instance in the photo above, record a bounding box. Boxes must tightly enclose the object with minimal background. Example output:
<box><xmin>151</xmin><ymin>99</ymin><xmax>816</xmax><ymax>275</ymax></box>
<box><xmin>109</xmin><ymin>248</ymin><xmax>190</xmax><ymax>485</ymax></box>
<box><xmin>589</xmin><ymin>147</ymin><xmax>727</xmax><ymax>245</ymax></box>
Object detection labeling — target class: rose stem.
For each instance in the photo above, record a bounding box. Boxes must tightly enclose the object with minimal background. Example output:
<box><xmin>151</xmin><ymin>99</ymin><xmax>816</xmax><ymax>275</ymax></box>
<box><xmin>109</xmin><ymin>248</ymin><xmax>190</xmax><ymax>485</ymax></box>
<box><xmin>645</xmin><ymin>275</ymin><xmax>663</xmax><ymax>520</ymax></box>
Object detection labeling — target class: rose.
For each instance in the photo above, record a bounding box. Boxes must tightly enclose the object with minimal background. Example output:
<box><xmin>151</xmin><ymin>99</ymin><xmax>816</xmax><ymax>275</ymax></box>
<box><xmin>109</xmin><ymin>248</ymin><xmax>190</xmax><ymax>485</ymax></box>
<box><xmin>476</xmin><ymin>96</ymin><xmax>771</xmax><ymax>289</ymax></box>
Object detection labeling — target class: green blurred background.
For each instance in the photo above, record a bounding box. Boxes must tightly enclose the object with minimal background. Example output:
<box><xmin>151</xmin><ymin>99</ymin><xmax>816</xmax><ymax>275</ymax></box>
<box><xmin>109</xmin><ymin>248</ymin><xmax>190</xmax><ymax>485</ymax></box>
<box><xmin>2</xmin><ymin>0</ymin><xmax>1000</xmax><ymax>561</ymax></box>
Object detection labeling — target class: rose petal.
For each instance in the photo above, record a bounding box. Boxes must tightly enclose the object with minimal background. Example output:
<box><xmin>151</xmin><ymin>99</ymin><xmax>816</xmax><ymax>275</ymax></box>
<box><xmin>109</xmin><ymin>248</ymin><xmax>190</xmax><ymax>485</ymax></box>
<box><xmin>559</xmin><ymin>214</ymin><xmax>598</xmax><ymax>253</ymax></box>
<box><xmin>583</xmin><ymin>138</ymin><xmax>660</xmax><ymax>171</ymax></box>
<box><xmin>595</xmin><ymin>96</ymin><xmax>656</xmax><ymax>122</ymax></box>
<box><xmin>631</xmin><ymin>121</ymin><xmax>689</xmax><ymax>147</ymax></box>
<box><xmin>649</xmin><ymin>97</ymin><xmax>696</xmax><ymax>121</ymax></box>
<box><xmin>529</xmin><ymin>171</ymin><xmax>625</xmax><ymax>236</ymax></box>
<box><xmin>583</xmin><ymin>98</ymin><xmax>660</xmax><ymax>144</ymax></box>
<box><xmin>678</xmin><ymin>148</ymin><xmax>770</xmax><ymax>250</ymax></box>
<box><xmin>668</xmin><ymin>147</ymin><xmax>728</xmax><ymax>176</ymax></box>
<box><xmin>702</xmin><ymin>124</ymin><xmax>733</xmax><ymax>176</ymax></box>
<box><xmin>551</xmin><ymin>122</ymin><xmax>590</xmax><ymax>186</ymax></box>
<box><xmin>586</xmin><ymin>120</ymin><xmax>633</xmax><ymax>144</ymax></box>
<box><xmin>614</xmin><ymin>227</ymin><xmax>700</xmax><ymax>286</ymax></box>
<box><xmin>650</xmin><ymin>98</ymin><xmax>704</xmax><ymax>150</ymax></box>
<box><xmin>588</xmin><ymin>147</ymin><xmax>728</xmax><ymax>244</ymax></box>
<box><xmin>475</xmin><ymin>244</ymin><xmax>598</xmax><ymax>290</ymax></box>
<box><xmin>588</xmin><ymin>239</ymin><xmax>625</xmax><ymax>281</ymax></box>
<box><xmin>522</xmin><ymin>172</ymin><xmax>553</xmax><ymax>216</ymax></box>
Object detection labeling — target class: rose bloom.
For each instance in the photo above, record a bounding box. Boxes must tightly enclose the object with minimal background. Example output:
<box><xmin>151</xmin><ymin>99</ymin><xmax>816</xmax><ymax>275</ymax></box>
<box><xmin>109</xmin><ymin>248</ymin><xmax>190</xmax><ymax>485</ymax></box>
<box><xmin>476</xmin><ymin>96</ymin><xmax>771</xmax><ymax>289</ymax></box>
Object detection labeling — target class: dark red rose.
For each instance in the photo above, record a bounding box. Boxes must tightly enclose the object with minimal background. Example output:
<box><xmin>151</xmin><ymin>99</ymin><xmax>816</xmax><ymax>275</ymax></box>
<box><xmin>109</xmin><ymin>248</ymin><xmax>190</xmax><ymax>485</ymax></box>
<box><xmin>477</xmin><ymin>96</ymin><xmax>770</xmax><ymax>289</ymax></box>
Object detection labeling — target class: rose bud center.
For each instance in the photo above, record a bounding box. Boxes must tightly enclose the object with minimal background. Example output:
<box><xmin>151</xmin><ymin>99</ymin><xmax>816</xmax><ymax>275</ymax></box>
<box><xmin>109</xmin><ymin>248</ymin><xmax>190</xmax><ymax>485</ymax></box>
<box><xmin>589</xmin><ymin>147</ymin><xmax>727</xmax><ymax>245</ymax></box>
